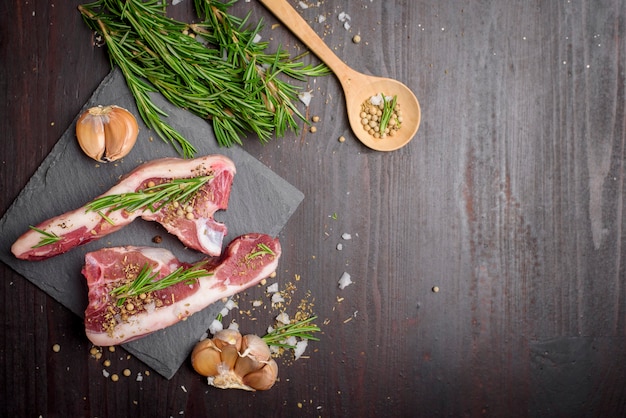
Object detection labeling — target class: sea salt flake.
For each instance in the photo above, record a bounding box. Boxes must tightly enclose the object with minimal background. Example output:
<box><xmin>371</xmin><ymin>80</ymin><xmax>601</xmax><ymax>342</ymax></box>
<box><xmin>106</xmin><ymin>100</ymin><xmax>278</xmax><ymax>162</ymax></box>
<box><xmin>294</xmin><ymin>340</ymin><xmax>308</xmax><ymax>360</ymax></box>
<box><xmin>338</xmin><ymin>12</ymin><xmax>351</xmax><ymax>22</ymax></box>
<box><xmin>338</xmin><ymin>272</ymin><xmax>353</xmax><ymax>289</ymax></box>
<box><xmin>298</xmin><ymin>1</ymin><xmax>309</xmax><ymax>8</ymax></box>
<box><xmin>276</xmin><ymin>312</ymin><xmax>290</xmax><ymax>325</ymax></box>
<box><xmin>267</xmin><ymin>282</ymin><xmax>279</xmax><ymax>293</ymax></box>
<box><xmin>298</xmin><ymin>91</ymin><xmax>313</xmax><ymax>106</ymax></box>
<box><xmin>271</xmin><ymin>292</ymin><xmax>285</xmax><ymax>304</ymax></box>
<box><xmin>208</xmin><ymin>318</ymin><xmax>223</xmax><ymax>335</ymax></box>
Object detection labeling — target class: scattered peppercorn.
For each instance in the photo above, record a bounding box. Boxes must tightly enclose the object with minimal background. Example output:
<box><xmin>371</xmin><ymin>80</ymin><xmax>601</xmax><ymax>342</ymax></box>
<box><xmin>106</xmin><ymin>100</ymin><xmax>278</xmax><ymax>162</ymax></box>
<box><xmin>152</xmin><ymin>235</ymin><xmax>163</xmax><ymax>243</ymax></box>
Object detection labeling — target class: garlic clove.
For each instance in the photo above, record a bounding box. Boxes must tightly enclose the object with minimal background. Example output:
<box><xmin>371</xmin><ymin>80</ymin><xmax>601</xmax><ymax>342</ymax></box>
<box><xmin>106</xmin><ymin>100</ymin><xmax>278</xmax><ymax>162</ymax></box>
<box><xmin>234</xmin><ymin>334</ymin><xmax>272</xmax><ymax>377</ymax></box>
<box><xmin>76</xmin><ymin>112</ymin><xmax>106</xmax><ymax>162</ymax></box>
<box><xmin>191</xmin><ymin>339</ymin><xmax>222</xmax><ymax>377</ymax></box>
<box><xmin>213</xmin><ymin>329</ymin><xmax>242</xmax><ymax>352</ymax></box>
<box><xmin>102</xmin><ymin>107</ymin><xmax>139</xmax><ymax>161</ymax></box>
<box><xmin>76</xmin><ymin>105</ymin><xmax>138</xmax><ymax>162</ymax></box>
<box><xmin>242</xmin><ymin>359</ymin><xmax>278</xmax><ymax>391</ymax></box>
<box><xmin>219</xmin><ymin>345</ymin><xmax>240</xmax><ymax>371</ymax></box>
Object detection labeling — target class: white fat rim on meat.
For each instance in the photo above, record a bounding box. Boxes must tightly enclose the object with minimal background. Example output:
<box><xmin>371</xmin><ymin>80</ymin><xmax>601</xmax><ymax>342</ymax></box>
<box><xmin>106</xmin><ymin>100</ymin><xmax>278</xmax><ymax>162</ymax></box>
<box><xmin>197</xmin><ymin>221</ymin><xmax>224</xmax><ymax>256</ymax></box>
<box><xmin>86</xmin><ymin>249</ymin><xmax>278</xmax><ymax>346</ymax></box>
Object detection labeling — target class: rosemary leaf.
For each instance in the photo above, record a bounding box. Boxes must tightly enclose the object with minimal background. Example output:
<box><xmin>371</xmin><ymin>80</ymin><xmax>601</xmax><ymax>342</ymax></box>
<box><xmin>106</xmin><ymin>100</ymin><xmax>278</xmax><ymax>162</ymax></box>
<box><xmin>112</xmin><ymin>261</ymin><xmax>212</xmax><ymax>306</ymax></box>
<box><xmin>245</xmin><ymin>242</ymin><xmax>276</xmax><ymax>260</ymax></box>
<box><xmin>378</xmin><ymin>94</ymin><xmax>398</xmax><ymax>133</ymax></box>
<box><xmin>262</xmin><ymin>316</ymin><xmax>321</xmax><ymax>349</ymax></box>
<box><xmin>85</xmin><ymin>176</ymin><xmax>212</xmax><ymax>216</ymax></box>
<box><xmin>29</xmin><ymin>226</ymin><xmax>62</xmax><ymax>248</ymax></box>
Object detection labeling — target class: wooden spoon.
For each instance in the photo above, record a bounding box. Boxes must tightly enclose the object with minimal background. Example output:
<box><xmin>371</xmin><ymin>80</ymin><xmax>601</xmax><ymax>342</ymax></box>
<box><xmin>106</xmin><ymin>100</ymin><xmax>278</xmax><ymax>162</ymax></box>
<box><xmin>259</xmin><ymin>0</ymin><xmax>421</xmax><ymax>151</ymax></box>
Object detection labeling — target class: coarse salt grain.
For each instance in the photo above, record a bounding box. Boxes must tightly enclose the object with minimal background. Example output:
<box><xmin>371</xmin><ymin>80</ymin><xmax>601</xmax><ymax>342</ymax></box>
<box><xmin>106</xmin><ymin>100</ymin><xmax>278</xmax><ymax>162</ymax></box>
<box><xmin>342</xmin><ymin>233</ymin><xmax>352</xmax><ymax>240</ymax></box>
<box><xmin>298</xmin><ymin>91</ymin><xmax>312</xmax><ymax>107</ymax></box>
<box><xmin>338</xmin><ymin>272</ymin><xmax>353</xmax><ymax>289</ymax></box>
<box><xmin>266</xmin><ymin>283</ymin><xmax>279</xmax><ymax>293</ymax></box>
<box><xmin>298</xmin><ymin>1</ymin><xmax>308</xmax><ymax>8</ymax></box>
<box><xmin>208</xmin><ymin>318</ymin><xmax>223</xmax><ymax>335</ymax></box>
<box><xmin>224</xmin><ymin>299</ymin><xmax>237</xmax><ymax>310</ymax></box>
<box><xmin>294</xmin><ymin>340</ymin><xmax>308</xmax><ymax>360</ymax></box>
<box><xmin>276</xmin><ymin>312</ymin><xmax>290</xmax><ymax>325</ymax></box>
<box><xmin>285</xmin><ymin>336</ymin><xmax>298</xmax><ymax>347</ymax></box>
<box><xmin>338</xmin><ymin>12</ymin><xmax>351</xmax><ymax>22</ymax></box>
<box><xmin>271</xmin><ymin>293</ymin><xmax>285</xmax><ymax>304</ymax></box>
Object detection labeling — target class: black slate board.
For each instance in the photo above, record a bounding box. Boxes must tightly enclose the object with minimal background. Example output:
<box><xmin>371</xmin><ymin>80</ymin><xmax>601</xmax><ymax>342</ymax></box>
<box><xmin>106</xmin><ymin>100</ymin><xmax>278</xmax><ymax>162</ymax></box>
<box><xmin>0</xmin><ymin>69</ymin><xmax>304</xmax><ymax>379</ymax></box>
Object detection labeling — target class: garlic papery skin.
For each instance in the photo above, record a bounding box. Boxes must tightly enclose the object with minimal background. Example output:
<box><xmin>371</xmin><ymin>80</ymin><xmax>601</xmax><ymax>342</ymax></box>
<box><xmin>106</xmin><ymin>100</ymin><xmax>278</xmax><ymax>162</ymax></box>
<box><xmin>76</xmin><ymin>105</ymin><xmax>138</xmax><ymax>162</ymax></box>
<box><xmin>191</xmin><ymin>330</ymin><xmax>278</xmax><ymax>391</ymax></box>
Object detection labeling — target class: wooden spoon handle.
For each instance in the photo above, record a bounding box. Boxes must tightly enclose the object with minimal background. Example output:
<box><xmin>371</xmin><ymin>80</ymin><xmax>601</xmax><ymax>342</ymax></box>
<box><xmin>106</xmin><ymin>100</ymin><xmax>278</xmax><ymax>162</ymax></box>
<box><xmin>258</xmin><ymin>0</ymin><xmax>357</xmax><ymax>82</ymax></box>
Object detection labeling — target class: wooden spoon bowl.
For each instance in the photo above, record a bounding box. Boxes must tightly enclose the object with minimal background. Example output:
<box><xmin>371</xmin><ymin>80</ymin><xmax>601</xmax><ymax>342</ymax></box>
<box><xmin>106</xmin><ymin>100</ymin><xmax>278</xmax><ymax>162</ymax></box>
<box><xmin>259</xmin><ymin>0</ymin><xmax>421</xmax><ymax>151</ymax></box>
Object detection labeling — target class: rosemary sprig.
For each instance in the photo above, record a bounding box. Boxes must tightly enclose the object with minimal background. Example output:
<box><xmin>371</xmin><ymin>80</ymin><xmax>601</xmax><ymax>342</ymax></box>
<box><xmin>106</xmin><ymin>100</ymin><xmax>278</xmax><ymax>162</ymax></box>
<box><xmin>379</xmin><ymin>94</ymin><xmax>398</xmax><ymax>133</ymax></box>
<box><xmin>29</xmin><ymin>226</ymin><xmax>62</xmax><ymax>248</ymax></box>
<box><xmin>245</xmin><ymin>243</ymin><xmax>276</xmax><ymax>260</ymax></box>
<box><xmin>79</xmin><ymin>0</ymin><xmax>329</xmax><ymax>153</ymax></box>
<box><xmin>85</xmin><ymin>176</ymin><xmax>211</xmax><ymax>215</ymax></box>
<box><xmin>111</xmin><ymin>261</ymin><xmax>212</xmax><ymax>307</ymax></box>
<box><xmin>262</xmin><ymin>316</ymin><xmax>321</xmax><ymax>349</ymax></box>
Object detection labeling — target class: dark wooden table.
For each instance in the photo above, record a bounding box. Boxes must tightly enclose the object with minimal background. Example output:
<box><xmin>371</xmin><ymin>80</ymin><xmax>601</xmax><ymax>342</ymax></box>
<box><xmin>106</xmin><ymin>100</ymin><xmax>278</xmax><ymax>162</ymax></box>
<box><xmin>2</xmin><ymin>1</ymin><xmax>625</xmax><ymax>416</ymax></box>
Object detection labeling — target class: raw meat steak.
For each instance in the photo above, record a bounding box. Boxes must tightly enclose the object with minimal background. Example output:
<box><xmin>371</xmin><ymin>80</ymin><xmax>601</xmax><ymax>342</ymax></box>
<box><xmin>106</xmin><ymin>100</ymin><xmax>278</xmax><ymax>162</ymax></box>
<box><xmin>11</xmin><ymin>155</ymin><xmax>235</xmax><ymax>261</ymax></box>
<box><xmin>82</xmin><ymin>233</ymin><xmax>281</xmax><ymax>346</ymax></box>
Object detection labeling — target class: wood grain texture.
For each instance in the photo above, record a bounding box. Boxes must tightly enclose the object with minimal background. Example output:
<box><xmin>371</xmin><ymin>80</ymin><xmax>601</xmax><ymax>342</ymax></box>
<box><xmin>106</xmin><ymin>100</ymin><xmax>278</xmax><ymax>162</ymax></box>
<box><xmin>1</xmin><ymin>1</ymin><xmax>625</xmax><ymax>417</ymax></box>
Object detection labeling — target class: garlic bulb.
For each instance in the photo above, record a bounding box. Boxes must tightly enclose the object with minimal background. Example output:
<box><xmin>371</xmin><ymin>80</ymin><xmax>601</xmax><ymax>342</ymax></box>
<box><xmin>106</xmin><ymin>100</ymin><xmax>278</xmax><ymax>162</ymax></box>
<box><xmin>76</xmin><ymin>105</ymin><xmax>139</xmax><ymax>162</ymax></box>
<box><xmin>191</xmin><ymin>329</ymin><xmax>278</xmax><ymax>391</ymax></box>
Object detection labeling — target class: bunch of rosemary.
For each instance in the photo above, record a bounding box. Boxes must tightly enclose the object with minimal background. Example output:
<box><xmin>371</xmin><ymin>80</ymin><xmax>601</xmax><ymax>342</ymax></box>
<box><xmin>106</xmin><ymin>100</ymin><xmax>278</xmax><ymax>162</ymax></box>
<box><xmin>79</xmin><ymin>0</ymin><xmax>328</xmax><ymax>156</ymax></box>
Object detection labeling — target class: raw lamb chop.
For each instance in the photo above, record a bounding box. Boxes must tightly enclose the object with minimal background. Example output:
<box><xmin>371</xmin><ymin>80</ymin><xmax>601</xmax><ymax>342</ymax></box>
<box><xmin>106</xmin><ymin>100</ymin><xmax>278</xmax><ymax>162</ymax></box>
<box><xmin>82</xmin><ymin>233</ymin><xmax>281</xmax><ymax>346</ymax></box>
<box><xmin>11</xmin><ymin>155</ymin><xmax>235</xmax><ymax>261</ymax></box>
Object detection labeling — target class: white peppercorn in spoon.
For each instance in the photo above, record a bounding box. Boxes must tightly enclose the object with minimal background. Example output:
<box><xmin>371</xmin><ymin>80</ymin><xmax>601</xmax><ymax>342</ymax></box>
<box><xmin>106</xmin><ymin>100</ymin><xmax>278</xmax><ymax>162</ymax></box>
<box><xmin>259</xmin><ymin>0</ymin><xmax>421</xmax><ymax>151</ymax></box>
